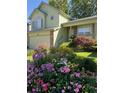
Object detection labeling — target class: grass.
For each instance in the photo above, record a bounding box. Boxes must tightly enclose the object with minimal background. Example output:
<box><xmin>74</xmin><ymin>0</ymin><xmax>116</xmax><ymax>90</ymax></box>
<box><xmin>27</xmin><ymin>49</ymin><xmax>34</xmax><ymax>62</ymax></box>
<box><xmin>27</xmin><ymin>56</ymin><xmax>33</xmax><ymax>62</ymax></box>
<box><xmin>59</xmin><ymin>42</ymin><xmax>70</xmax><ymax>48</ymax></box>
<box><xmin>75</xmin><ymin>52</ymin><xmax>92</xmax><ymax>57</ymax></box>
<box><xmin>27</xmin><ymin>46</ymin><xmax>97</xmax><ymax>63</ymax></box>
<box><xmin>75</xmin><ymin>52</ymin><xmax>97</xmax><ymax>63</ymax></box>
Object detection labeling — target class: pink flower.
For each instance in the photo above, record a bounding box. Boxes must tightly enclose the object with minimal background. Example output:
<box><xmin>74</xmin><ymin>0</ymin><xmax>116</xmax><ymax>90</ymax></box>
<box><xmin>74</xmin><ymin>72</ymin><xmax>80</xmax><ymax>78</ymax></box>
<box><xmin>38</xmin><ymin>80</ymin><xmax>44</xmax><ymax>85</ymax></box>
<box><xmin>61</xmin><ymin>89</ymin><xmax>65</xmax><ymax>93</ymax></box>
<box><xmin>32</xmin><ymin>88</ymin><xmax>35</xmax><ymax>92</ymax></box>
<box><xmin>60</xmin><ymin>66</ymin><xmax>70</xmax><ymax>73</ymax></box>
<box><xmin>75</xmin><ymin>83</ymin><xmax>82</xmax><ymax>89</ymax></box>
<box><xmin>74</xmin><ymin>88</ymin><xmax>79</xmax><ymax>93</ymax></box>
<box><xmin>77</xmin><ymin>84</ymin><xmax>82</xmax><ymax>89</ymax></box>
<box><xmin>42</xmin><ymin>83</ymin><xmax>48</xmax><ymax>92</ymax></box>
<box><xmin>34</xmin><ymin>79</ymin><xmax>44</xmax><ymax>85</ymax></box>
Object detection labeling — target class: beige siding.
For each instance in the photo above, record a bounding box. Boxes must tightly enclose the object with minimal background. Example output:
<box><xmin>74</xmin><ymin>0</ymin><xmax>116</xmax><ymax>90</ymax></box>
<box><xmin>40</xmin><ymin>4</ymin><xmax>59</xmax><ymax>28</ymax></box>
<box><xmin>53</xmin><ymin>28</ymin><xmax>68</xmax><ymax>47</ymax></box>
<box><xmin>31</xmin><ymin>10</ymin><xmax>45</xmax><ymax>30</ymax></box>
<box><xmin>59</xmin><ymin>15</ymin><xmax>69</xmax><ymax>26</ymax></box>
<box><xmin>94</xmin><ymin>23</ymin><xmax>97</xmax><ymax>39</ymax></box>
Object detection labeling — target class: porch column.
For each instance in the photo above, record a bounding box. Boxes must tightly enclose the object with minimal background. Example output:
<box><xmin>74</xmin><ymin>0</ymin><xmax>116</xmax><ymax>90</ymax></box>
<box><xmin>92</xmin><ymin>23</ymin><xmax>97</xmax><ymax>39</ymax></box>
<box><xmin>50</xmin><ymin>31</ymin><xmax>54</xmax><ymax>48</ymax></box>
<box><xmin>92</xmin><ymin>23</ymin><xmax>95</xmax><ymax>39</ymax></box>
<box><xmin>69</xmin><ymin>26</ymin><xmax>72</xmax><ymax>38</ymax></box>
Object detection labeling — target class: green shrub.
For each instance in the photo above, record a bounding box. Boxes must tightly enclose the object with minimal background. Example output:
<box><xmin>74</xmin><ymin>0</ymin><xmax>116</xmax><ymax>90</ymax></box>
<box><xmin>78</xmin><ymin>58</ymin><xmax>97</xmax><ymax>72</ymax></box>
<box><xmin>68</xmin><ymin>35</ymin><xmax>76</xmax><ymax>47</ymax></box>
<box><xmin>59</xmin><ymin>42</ymin><xmax>70</xmax><ymax>48</ymax></box>
<box><xmin>83</xmin><ymin>46</ymin><xmax>97</xmax><ymax>52</ymax></box>
<box><xmin>49</xmin><ymin>47</ymin><xmax>58</xmax><ymax>54</ymax></box>
<box><xmin>83</xmin><ymin>84</ymin><xmax>97</xmax><ymax>93</ymax></box>
<box><xmin>84</xmin><ymin>58</ymin><xmax>97</xmax><ymax>72</ymax></box>
<box><xmin>27</xmin><ymin>50</ymin><xmax>35</xmax><ymax>56</ymax></box>
<box><xmin>83</xmin><ymin>77</ymin><xmax>97</xmax><ymax>87</ymax></box>
<box><xmin>58</xmin><ymin>47</ymin><xmax>74</xmax><ymax>57</ymax></box>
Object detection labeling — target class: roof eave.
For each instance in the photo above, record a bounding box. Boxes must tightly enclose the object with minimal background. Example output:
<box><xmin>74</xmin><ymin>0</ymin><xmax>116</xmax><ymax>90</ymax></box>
<box><xmin>62</xmin><ymin>16</ymin><xmax>97</xmax><ymax>27</ymax></box>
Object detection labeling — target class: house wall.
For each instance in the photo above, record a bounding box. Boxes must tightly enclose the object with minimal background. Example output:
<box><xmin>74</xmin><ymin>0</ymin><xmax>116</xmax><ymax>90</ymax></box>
<box><xmin>31</xmin><ymin>10</ymin><xmax>45</xmax><ymax>30</ymax></box>
<box><xmin>40</xmin><ymin>4</ymin><xmax>59</xmax><ymax>28</ymax></box>
<box><xmin>94</xmin><ymin>23</ymin><xmax>97</xmax><ymax>39</ymax></box>
<box><xmin>68</xmin><ymin>26</ymin><xmax>77</xmax><ymax>38</ymax></box>
<box><xmin>53</xmin><ymin>28</ymin><xmax>68</xmax><ymax>47</ymax></box>
<box><xmin>59</xmin><ymin>15</ymin><xmax>69</xmax><ymax>26</ymax></box>
<box><xmin>28</xmin><ymin>31</ymin><xmax>51</xmax><ymax>49</ymax></box>
<box><xmin>67</xmin><ymin>23</ymin><xmax>97</xmax><ymax>39</ymax></box>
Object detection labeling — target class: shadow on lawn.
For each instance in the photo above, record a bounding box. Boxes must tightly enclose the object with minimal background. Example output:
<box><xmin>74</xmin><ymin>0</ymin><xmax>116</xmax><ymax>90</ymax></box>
<box><xmin>88</xmin><ymin>52</ymin><xmax>97</xmax><ymax>57</ymax></box>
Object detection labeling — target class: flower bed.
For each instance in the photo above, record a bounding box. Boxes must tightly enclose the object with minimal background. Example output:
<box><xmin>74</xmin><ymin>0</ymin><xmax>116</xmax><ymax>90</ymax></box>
<box><xmin>27</xmin><ymin>47</ymin><xmax>97</xmax><ymax>93</ymax></box>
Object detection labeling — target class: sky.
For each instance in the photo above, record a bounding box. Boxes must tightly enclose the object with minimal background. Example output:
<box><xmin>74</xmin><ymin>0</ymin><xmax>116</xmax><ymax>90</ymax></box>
<box><xmin>27</xmin><ymin>0</ymin><xmax>48</xmax><ymax>17</ymax></box>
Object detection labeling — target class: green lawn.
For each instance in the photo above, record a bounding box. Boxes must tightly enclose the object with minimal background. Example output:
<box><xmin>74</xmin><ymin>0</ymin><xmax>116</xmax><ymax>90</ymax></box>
<box><xmin>27</xmin><ymin>49</ymin><xmax>97</xmax><ymax>63</ymax></box>
<box><xmin>27</xmin><ymin>56</ymin><xmax>33</xmax><ymax>62</ymax></box>
<box><xmin>75</xmin><ymin>52</ymin><xmax>92</xmax><ymax>57</ymax></box>
<box><xmin>75</xmin><ymin>52</ymin><xmax>97</xmax><ymax>63</ymax></box>
<box><xmin>27</xmin><ymin>49</ymin><xmax>34</xmax><ymax>62</ymax></box>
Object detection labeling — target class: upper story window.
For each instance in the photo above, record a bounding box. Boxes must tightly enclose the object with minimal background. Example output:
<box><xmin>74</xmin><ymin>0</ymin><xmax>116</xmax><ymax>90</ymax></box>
<box><xmin>32</xmin><ymin>17</ymin><xmax>43</xmax><ymax>31</ymax></box>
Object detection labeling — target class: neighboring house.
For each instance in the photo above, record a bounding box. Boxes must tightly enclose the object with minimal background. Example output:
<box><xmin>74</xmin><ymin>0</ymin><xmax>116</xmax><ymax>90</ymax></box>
<box><xmin>27</xmin><ymin>2</ymin><xmax>97</xmax><ymax>49</ymax></box>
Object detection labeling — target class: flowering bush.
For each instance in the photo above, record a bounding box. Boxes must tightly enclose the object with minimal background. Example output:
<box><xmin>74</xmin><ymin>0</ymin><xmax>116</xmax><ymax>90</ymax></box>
<box><xmin>60</xmin><ymin>66</ymin><xmax>70</xmax><ymax>74</ymax></box>
<box><xmin>27</xmin><ymin>55</ymin><xmax>97</xmax><ymax>93</ymax></box>
<box><xmin>69</xmin><ymin>35</ymin><xmax>97</xmax><ymax>52</ymax></box>
<box><xmin>74</xmin><ymin>36</ymin><xmax>96</xmax><ymax>49</ymax></box>
<box><xmin>27</xmin><ymin>43</ymin><xmax>97</xmax><ymax>93</ymax></box>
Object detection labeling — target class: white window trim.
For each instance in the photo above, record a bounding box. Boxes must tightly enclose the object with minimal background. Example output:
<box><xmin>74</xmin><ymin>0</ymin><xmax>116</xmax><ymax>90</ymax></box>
<box><xmin>77</xmin><ymin>25</ymin><xmax>92</xmax><ymax>35</ymax></box>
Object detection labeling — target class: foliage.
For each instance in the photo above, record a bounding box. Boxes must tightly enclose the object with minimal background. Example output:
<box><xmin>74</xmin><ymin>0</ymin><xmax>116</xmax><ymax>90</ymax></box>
<box><xmin>49</xmin><ymin>0</ymin><xmax>68</xmax><ymax>14</ymax></box>
<box><xmin>69</xmin><ymin>0</ymin><xmax>97</xmax><ymax>19</ymax></box>
<box><xmin>58</xmin><ymin>47</ymin><xmax>74</xmax><ymax>56</ymax></box>
<box><xmin>81</xmin><ymin>58</ymin><xmax>97</xmax><ymax>72</ymax></box>
<box><xmin>27</xmin><ymin>46</ymin><xmax>97</xmax><ymax>93</ymax></box>
<box><xmin>27</xmin><ymin>58</ymin><xmax>97</xmax><ymax>93</ymax></box>
<box><xmin>59</xmin><ymin>42</ymin><xmax>70</xmax><ymax>48</ymax></box>
<box><xmin>27</xmin><ymin>49</ymin><xmax>35</xmax><ymax>56</ymax></box>
<box><xmin>69</xmin><ymin>36</ymin><xmax>96</xmax><ymax>52</ymax></box>
<box><xmin>49</xmin><ymin>47</ymin><xmax>58</xmax><ymax>54</ymax></box>
<box><xmin>74</xmin><ymin>36</ymin><xmax>96</xmax><ymax>48</ymax></box>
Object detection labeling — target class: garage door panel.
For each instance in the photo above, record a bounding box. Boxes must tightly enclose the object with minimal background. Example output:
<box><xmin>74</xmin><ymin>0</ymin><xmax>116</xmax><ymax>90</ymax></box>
<box><xmin>29</xmin><ymin>32</ymin><xmax>50</xmax><ymax>49</ymax></box>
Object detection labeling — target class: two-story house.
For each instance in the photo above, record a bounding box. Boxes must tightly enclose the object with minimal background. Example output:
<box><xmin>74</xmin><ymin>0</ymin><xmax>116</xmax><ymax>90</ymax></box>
<box><xmin>28</xmin><ymin>2</ymin><xmax>97</xmax><ymax>49</ymax></box>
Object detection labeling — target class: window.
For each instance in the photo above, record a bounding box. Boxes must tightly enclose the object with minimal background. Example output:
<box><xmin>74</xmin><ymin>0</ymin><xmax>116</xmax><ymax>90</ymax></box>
<box><xmin>32</xmin><ymin>17</ymin><xmax>43</xmax><ymax>31</ymax></box>
<box><xmin>51</xmin><ymin>16</ymin><xmax>54</xmax><ymax>20</ymax></box>
<box><xmin>41</xmin><ymin>19</ymin><xmax>43</xmax><ymax>28</ymax></box>
<box><xmin>77</xmin><ymin>25</ymin><xmax>91</xmax><ymax>35</ymax></box>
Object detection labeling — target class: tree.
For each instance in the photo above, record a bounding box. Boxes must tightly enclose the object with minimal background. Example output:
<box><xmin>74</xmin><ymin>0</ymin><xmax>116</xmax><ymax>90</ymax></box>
<box><xmin>49</xmin><ymin>0</ymin><xmax>68</xmax><ymax>14</ymax></box>
<box><xmin>69</xmin><ymin>0</ymin><xmax>97</xmax><ymax>19</ymax></box>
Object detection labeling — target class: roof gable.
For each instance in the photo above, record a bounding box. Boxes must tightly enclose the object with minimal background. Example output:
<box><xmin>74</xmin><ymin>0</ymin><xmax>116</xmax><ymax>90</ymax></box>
<box><xmin>28</xmin><ymin>8</ymin><xmax>47</xmax><ymax>19</ymax></box>
<box><xmin>29</xmin><ymin>2</ymin><xmax>71</xmax><ymax>20</ymax></box>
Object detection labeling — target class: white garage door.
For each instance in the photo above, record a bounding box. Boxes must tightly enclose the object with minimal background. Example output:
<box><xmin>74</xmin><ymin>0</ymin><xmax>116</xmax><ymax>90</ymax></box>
<box><xmin>29</xmin><ymin>32</ymin><xmax>50</xmax><ymax>49</ymax></box>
